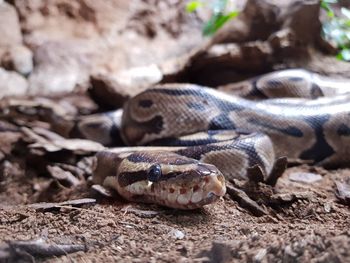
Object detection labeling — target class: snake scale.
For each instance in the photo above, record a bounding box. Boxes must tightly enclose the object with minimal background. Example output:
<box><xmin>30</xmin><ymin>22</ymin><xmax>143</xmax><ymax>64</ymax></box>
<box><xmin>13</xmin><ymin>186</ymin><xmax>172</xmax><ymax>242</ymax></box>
<box><xmin>85</xmin><ymin>69</ymin><xmax>350</xmax><ymax>209</ymax></box>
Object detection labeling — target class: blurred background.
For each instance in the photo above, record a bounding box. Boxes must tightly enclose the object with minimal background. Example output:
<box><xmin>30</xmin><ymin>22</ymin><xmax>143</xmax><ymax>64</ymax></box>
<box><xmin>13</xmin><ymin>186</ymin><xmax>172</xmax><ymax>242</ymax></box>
<box><xmin>1</xmin><ymin>0</ymin><xmax>350</xmax><ymax>100</ymax></box>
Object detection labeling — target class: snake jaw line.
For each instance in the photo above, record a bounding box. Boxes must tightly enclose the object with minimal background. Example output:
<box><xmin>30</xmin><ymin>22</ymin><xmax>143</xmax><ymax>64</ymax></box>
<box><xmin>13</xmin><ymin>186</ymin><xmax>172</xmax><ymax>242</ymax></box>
<box><xmin>116</xmin><ymin>172</ymin><xmax>226</xmax><ymax>209</ymax></box>
<box><xmin>171</xmin><ymin>173</ymin><xmax>226</xmax><ymax>209</ymax></box>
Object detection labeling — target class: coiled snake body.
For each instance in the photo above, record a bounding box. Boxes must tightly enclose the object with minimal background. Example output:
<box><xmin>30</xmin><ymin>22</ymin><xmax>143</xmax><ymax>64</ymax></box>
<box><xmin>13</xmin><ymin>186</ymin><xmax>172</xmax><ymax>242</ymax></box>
<box><xmin>89</xmin><ymin>69</ymin><xmax>350</xmax><ymax>209</ymax></box>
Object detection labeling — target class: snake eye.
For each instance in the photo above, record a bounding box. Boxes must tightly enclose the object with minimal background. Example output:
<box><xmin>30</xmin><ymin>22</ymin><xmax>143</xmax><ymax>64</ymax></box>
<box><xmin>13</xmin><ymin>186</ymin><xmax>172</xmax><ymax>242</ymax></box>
<box><xmin>147</xmin><ymin>164</ymin><xmax>162</xmax><ymax>182</ymax></box>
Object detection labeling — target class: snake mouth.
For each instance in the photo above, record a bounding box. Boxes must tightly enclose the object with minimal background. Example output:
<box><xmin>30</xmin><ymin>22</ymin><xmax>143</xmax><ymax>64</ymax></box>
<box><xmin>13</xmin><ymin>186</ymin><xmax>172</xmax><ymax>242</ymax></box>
<box><xmin>118</xmin><ymin>168</ymin><xmax>226</xmax><ymax>210</ymax></box>
<box><xmin>160</xmin><ymin>172</ymin><xmax>226</xmax><ymax>210</ymax></box>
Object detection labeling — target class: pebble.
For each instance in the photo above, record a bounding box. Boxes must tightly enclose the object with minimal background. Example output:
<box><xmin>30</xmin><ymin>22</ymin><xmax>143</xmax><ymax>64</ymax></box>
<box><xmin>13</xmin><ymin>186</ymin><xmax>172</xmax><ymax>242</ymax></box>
<box><xmin>0</xmin><ymin>68</ymin><xmax>28</xmax><ymax>98</ymax></box>
<box><xmin>289</xmin><ymin>172</ymin><xmax>322</xmax><ymax>184</ymax></box>
<box><xmin>169</xmin><ymin>228</ymin><xmax>185</xmax><ymax>240</ymax></box>
<box><xmin>1</xmin><ymin>45</ymin><xmax>33</xmax><ymax>76</ymax></box>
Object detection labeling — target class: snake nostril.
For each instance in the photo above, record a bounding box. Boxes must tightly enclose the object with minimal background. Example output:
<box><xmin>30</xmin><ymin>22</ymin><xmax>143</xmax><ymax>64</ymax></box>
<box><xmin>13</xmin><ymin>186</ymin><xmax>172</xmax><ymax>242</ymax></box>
<box><xmin>193</xmin><ymin>185</ymin><xmax>199</xmax><ymax>192</ymax></box>
<box><xmin>155</xmin><ymin>118</ymin><xmax>163</xmax><ymax>130</ymax></box>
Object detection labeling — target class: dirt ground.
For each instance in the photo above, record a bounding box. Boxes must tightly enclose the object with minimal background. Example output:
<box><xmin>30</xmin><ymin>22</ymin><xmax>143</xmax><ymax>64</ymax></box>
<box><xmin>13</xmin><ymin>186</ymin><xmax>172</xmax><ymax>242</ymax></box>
<box><xmin>1</xmin><ymin>0</ymin><xmax>350</xmax><ymax>262</ymax></box>
<box><xmin>1</xmin><ymin>163</ymin><xmax>350</xmax><ymax>262</ymax></box>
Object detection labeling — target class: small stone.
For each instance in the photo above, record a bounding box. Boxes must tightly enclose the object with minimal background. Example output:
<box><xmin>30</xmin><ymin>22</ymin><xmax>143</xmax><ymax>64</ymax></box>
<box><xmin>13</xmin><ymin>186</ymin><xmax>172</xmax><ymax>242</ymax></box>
<box><xmin>324</xmin><ymin>203</ymin><xmax>332</xmax><ymax>213</ymax></box>
<box><xmin>2</xmin><ymin>45</ymin><xmax>33</xmax><ymax>76</ymax></box>
<box><xmin>254</xmin><ymin>248</ymin><xmax>267</xmax><ymax>262</ymax></box>
<box><xmin>335</xmin><ymin>179</ymin><xmax>350</xmax><ymax>205</ymax></box>
<box><xmin>289</xmin><ymin>172</ymin><xmax>322</xmax><ymax>184</ymax></box>
<box><xmin>284</xmin><ymin>245</ymin><xmax>297</xmax><ymax>258</ymax></box>
<box><xmin>169</xmin><ymin>229</ymin><xmax>185</xmax><ymax>240</ymax></box>
<box><xmin>48</xmin><ymin>228</ymin><xmax>57</xmax><ymax>234</ymax></box>
<box><xmin>270</xmin><ymin>192</ymin><xmax>311</xmax><ymax>203</ymax></box>
<box><xmin>117</xmin><ymin>235</ymin><xmax>125</xmax><ymax>245</ymax></box>
<box><xmin>0</xmin><ymin>68</ymin><xmax>28</xmax><ymax>98</ymax></box>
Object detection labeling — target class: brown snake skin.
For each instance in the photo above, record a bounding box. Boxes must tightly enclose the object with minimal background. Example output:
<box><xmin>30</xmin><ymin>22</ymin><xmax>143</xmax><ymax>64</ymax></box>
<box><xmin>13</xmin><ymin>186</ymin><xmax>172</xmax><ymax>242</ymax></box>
<box><xmin>86</xmin><ymin>69</ymin><xmax>350</xmax><ymax>209</ymax></box>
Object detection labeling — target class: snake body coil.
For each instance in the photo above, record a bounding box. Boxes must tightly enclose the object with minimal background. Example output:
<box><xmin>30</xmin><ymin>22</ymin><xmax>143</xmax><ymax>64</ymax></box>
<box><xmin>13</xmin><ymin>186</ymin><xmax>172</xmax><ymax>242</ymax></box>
<box><xmin>90</xmin><ymin>69</ymin><xmax>350</xmax><ymax>209</ymax></box>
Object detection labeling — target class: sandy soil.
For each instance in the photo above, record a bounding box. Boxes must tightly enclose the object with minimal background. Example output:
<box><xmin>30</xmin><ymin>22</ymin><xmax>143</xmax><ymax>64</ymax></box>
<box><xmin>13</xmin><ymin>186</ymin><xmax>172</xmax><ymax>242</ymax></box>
<box><xmin>1</xmin><ymin>158</ymin><xmax>350</xmax><ymax>262</ymax></box>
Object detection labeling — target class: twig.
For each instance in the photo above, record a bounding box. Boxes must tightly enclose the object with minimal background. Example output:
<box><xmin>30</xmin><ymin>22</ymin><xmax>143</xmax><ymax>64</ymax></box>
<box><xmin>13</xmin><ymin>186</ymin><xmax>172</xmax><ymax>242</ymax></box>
<box><xmin>28</xmin><ymin>198</ymin><xmax>96</xmax><ymax>211</ymax></box>
<box><xmin>226</xmin><ymin>184</ymin><xmax>267</xmax><ymax>217</ymax></box>
<box><xmin>0</xmin><ymin>238</ymin><xmax>86</xmax><ymax>260</ymax></box>
<box><xmin>121</xmin><ymin>206</ymin><xmax>161</xmax><ymax>218</ymax></box>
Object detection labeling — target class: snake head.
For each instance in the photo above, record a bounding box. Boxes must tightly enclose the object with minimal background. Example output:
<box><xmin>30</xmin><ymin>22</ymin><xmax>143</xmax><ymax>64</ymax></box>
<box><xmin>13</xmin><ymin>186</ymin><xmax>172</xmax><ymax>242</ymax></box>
<box><xmin>108</xmin><ymin>151</ymin><xmax>226</xmax><ymax>209</ymax></box>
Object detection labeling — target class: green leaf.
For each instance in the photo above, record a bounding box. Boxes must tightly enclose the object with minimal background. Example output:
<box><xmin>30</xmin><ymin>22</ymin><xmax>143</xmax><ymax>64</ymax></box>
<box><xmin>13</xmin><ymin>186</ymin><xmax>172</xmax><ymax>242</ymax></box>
<box><xmin>344</xmin><ymin>19</ymin><xmax>350</xmax><ymax>27</ymax></box>
<box><xmin>202</xmin><ymin>11</ymin><xmax>239</xmax><ymax>36</ymax></box>
<box><xmin>337</xmin><ymin>49</ymin><xmax>350</xmax><ymax>61</ymax></box>
<box><xmin>321</xmin><ymin>0</ymin><xmax>336</xmax><ymax>17</ymax></box>
<box><xmin>186</xmin><ymin>1</ymin><xmax>203</xmax><ymax>13</ymax></box>
<box><xmin>202</xmin><ymin>14</ymin><xmax>221</xmax><ymax>36</ymax></box>
<box><xmin>327</xmin><ymin>10</ymin><xmax>335</xmax><ymax>18</ymax></box>
<box><xmin>185</xmin><ymin>0</ymin><xmax>239</xmax><ymax>37</ymax></box>
<box><xmin>227</xmin><ymin>11</ymin><xmax>239</xmax><ymax>19</ymax></box>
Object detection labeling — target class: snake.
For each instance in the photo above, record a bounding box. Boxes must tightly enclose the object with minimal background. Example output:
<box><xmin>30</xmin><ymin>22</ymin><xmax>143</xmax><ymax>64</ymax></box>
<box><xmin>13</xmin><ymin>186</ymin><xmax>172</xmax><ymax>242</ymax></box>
<box><xmin>86</xmin><ymin>69</ymin><xmax>350</xmax><ymax>209</ymax></box>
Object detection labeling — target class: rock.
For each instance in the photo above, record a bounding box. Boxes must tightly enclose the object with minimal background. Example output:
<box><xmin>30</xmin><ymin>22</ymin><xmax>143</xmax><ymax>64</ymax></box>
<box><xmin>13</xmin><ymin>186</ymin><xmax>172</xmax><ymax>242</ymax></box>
<box><xmin>168</xmin><ymin>229</ymin><xmax>185</xmax><ymax>240</ymax></box>
<box><xmin>0</xmin><ymin>2</ymin><xmax>22</xmax><ymax>46</ymax></box>
<box><xmin>335</xmin><ymin>179</ymin><xmax>350</xmax><ymax>205</ymax></box>
<box><xmin>254</xmin><ymin>248</ymin><xmax>267</xmax><ymax>263</ymax></box>
<box><xmin>28</xmin><ymin>40</ymin><xmax>94</xmax><ymax>96</ymax></box>
<box><xmin>15</xmin><ymin>0</ymin><xmax>202</xmax><ymax>85</ymax></box>
<box><xmin>324</xmin><ymin>202</ymin><xmax>332</xmax><ymax>213</ymax></box>
<box><xmin>15</xmin><ymin>0</ymin><xmax>131</xmax><ymax>48</ymax></box>
<box><xmin>89</xmin><ymin>65</ymin><xmax>161</xmax><ymax>109</ymax></box>
<box><xmin>89</xmin><ymin>74</ymin><xmax>132</xmax><ymax>109</ymax></box>
<box><xmin>116</xmin><ymin>64</ymin><xmax>163</xmax><ymax>88</ymax></box>
<box><xmin>270</xmin><ymin>192</ymin><xmax>311</xmax><ymax>204</ymax></box>
<box><xmin>1</xmin><ymin>45</ymin><xmax>34</xmax><ymax>76</ymax></box>
<box><xmin>28</xmin><ymin>62</ymin><xmax>83</xmax><ymax>96</ymax></box>
<box><xmin>280</xmin><ymin>0</ymin><xmax>321</xmax><ymax>45</ymax></box>
<box><xmin>289</xmin><ymin>172</ymin><xmax>323</xmax><ymax>184</ymax></box>
<box><xmin>0</xmin><ymin>68</ymin><xmax>28</xmax><ymax>98</ymax></box>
